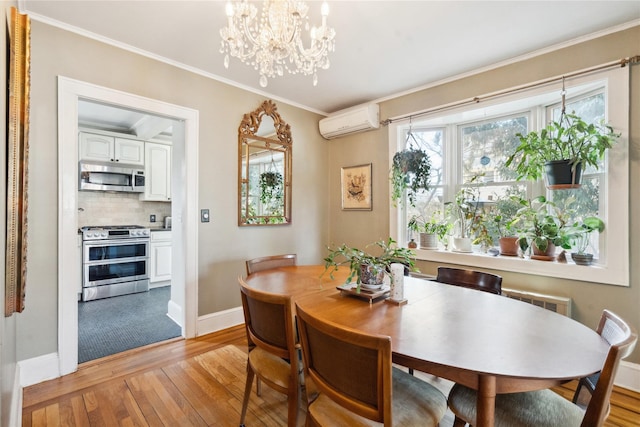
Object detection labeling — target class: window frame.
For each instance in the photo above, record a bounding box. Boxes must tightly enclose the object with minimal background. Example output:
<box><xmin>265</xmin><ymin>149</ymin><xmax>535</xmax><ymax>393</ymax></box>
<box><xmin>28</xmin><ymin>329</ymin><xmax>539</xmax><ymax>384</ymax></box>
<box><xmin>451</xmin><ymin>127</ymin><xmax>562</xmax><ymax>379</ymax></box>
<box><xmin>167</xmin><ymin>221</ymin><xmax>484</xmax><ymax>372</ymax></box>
<box><xmin>388</xmin><ymin>67</ymin><xmax>629</xmax><ymax>286</ymax></box>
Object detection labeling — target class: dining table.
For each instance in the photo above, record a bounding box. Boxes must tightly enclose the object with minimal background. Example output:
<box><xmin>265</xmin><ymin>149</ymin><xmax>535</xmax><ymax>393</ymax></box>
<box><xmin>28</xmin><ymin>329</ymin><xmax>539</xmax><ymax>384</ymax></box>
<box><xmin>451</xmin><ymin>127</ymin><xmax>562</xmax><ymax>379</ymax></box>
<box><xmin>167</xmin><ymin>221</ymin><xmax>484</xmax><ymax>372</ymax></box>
<box><xmin>242</xmin><ymin>265</ymin><xmax>610</xmax><ymax>427</ymax></box>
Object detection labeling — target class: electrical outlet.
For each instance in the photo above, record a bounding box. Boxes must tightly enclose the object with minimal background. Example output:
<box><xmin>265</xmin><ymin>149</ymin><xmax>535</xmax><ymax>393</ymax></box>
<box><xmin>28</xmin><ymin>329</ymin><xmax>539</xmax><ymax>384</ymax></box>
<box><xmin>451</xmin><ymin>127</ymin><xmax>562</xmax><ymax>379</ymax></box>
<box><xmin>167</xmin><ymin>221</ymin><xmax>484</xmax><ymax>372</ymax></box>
<box><xmin>201</xmin><ymin>209</ymin><xmax>210</xmax><ymax>223</ymax></box>
<box><xmin>150</xmin><ymin>214</ymin><xmax>156</xmax><ymax>222</ymax></box>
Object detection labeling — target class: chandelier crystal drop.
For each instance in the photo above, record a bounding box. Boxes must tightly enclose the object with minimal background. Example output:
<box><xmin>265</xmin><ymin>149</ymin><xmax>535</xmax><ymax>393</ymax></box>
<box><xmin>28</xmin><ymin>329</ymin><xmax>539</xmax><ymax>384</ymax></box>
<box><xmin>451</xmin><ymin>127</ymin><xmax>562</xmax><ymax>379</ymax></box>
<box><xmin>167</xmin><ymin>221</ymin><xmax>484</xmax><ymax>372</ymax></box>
<box><xmin>220</xmin><ymin>0</ymin><xmax>336</xmax><ymax>88</ymax></box>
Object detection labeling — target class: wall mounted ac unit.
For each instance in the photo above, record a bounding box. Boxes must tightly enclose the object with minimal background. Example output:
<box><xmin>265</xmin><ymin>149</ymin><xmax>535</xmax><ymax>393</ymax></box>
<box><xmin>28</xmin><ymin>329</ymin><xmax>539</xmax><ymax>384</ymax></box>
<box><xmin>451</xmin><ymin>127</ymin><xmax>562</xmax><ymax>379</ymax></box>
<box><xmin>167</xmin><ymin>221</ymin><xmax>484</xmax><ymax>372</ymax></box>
<box><xmin>319</xmin><ymin>104</ymin><xmax>380</xmax><ymax>140</ymax></box>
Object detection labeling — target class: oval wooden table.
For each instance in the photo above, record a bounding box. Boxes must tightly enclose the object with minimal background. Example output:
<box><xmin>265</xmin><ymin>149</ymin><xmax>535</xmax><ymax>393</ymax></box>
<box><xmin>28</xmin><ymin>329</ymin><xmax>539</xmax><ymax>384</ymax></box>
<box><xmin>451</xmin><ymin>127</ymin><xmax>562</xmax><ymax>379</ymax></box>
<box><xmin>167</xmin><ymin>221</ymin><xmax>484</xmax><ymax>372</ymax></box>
<box><xmin>243</xmin><ymin>265</ymin><xmax>609</xmax><ymax>427</ymax></box>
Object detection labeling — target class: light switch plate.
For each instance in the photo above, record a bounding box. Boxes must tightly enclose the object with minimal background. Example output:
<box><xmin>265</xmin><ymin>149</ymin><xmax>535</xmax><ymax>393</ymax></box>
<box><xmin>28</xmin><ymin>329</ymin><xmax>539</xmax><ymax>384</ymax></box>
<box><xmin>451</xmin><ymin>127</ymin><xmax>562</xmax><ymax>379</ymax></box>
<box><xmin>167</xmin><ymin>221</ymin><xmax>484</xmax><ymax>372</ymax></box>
<box><xmin>201</xmin><ymin>209</ymin><xmax>210</xmax><ymax>223</ymax></box>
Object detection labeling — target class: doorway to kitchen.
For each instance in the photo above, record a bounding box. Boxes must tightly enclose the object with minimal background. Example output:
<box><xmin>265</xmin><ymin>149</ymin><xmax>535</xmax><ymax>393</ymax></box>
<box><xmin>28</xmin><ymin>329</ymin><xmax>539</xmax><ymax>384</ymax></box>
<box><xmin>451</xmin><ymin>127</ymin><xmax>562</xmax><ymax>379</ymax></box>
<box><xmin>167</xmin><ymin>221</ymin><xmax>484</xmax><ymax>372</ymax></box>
<box><xmin>58</xmin><ymin>76</ymin><xmax>199</xmax><ymax>376</ymax></box>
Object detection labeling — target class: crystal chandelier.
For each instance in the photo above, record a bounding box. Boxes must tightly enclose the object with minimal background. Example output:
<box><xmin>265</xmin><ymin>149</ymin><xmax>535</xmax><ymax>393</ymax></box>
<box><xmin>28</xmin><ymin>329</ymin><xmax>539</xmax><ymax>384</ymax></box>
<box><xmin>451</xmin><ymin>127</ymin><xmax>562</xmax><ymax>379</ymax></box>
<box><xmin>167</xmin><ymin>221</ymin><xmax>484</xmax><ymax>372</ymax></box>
<box><xmin>220</xmin><ymin>0</ymin><xmax>336</xmax><ymax>87</ymax></box>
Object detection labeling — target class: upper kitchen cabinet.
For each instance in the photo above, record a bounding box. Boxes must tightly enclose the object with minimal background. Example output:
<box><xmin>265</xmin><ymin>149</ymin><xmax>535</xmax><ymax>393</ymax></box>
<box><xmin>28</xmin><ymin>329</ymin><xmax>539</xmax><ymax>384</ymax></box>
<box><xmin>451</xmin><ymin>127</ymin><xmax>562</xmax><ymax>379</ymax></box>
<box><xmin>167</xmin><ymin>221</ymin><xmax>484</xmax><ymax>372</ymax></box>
<box><xmin>140</xmin><ymin>142</ymin><xmax>171</xmax><ymax>202</ymax></box>
<box><xmin>79</xmin><ymin>132</ymin><xmax>144</xmax><ymax>165</ymax></box>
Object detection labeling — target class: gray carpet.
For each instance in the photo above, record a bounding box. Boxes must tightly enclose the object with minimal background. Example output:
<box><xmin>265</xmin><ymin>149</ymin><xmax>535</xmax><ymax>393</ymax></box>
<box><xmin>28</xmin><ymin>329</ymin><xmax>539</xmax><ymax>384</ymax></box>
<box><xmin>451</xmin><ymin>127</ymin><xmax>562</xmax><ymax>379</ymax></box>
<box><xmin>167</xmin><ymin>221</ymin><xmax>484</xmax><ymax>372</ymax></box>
<box><xmin>78</xmin><ymin>286</ymin><xmax>181</xmax><ymax>363</ymax></box>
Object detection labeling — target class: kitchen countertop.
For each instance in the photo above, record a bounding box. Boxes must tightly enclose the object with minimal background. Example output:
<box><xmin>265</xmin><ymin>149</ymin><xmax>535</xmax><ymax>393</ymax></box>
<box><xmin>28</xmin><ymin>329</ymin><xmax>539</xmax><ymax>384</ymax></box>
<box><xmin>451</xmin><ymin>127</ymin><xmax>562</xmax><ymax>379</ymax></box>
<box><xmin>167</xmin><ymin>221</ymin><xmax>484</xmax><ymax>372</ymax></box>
<box><xmin>149</xmin><ymin>226</ymin><xmax>171</xmax><ymax>232</ymax></box>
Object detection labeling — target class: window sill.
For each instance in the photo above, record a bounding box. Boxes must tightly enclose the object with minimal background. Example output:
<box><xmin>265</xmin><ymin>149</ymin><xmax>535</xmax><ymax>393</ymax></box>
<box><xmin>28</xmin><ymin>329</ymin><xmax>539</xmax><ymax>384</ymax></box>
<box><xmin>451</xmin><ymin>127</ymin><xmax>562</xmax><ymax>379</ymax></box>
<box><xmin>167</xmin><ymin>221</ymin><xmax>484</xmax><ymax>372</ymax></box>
<box><xmin>413</xmin><ymin>248</ymin><xmax>627</xmax><ymax>287</ymax></box>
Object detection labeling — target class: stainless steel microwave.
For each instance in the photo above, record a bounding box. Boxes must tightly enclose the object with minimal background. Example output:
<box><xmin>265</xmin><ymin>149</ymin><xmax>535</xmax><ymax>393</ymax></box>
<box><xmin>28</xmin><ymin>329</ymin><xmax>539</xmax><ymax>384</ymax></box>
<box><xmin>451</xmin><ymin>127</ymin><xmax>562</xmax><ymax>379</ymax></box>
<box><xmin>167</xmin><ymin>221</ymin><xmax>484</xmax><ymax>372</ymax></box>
<box><xmin>79</xmin><ymin>161</ymin><xmax>145</xmax><ymax>193</ymax></box>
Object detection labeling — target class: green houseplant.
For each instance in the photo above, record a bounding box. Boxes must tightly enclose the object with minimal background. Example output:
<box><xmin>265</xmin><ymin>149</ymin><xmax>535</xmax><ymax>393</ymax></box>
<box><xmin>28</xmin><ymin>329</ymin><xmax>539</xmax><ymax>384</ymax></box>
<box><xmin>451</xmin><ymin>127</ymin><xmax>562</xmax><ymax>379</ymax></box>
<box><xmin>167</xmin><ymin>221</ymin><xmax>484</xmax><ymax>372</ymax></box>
<box><xmin>408</xmin><ymin>214</ymin><xmax>450</xmax><ymax>250</ymax></box>
<box><xmin>505</xmin><ymin>112</ymin><xmax>619</xmax><ymax>189</ymax></box>
<box><xmin>566</xmin><ymin>216</ymin><xmax>605</xmax><ymax>266</ymax></box>
<box><xmin>259</xmin><ymin>171</ymin><xmax>283</xmax><ymax>205</ymax></box>
<box><xmin>390</xmin><ymin>146</ymin><xmax>431</xmax><ymax>207</ymax></box>
<box><xmin>510</xmin><ymin>196</ymin><xmax>572</xmax><ymax>260</ymax></box>
<box><xmin>322</xmin><ymin>238</ymin><xmax>416</xmax><ymax>290</ymax></box>
<box><xmin>493</xmin><ymin>194</ymin><xmax>527</xmax><ymax>256</ymax></box>
<box><xmin>445</xmin><ymin>178</ymin><xmax>481</xmax><ymax>252</ymax></box>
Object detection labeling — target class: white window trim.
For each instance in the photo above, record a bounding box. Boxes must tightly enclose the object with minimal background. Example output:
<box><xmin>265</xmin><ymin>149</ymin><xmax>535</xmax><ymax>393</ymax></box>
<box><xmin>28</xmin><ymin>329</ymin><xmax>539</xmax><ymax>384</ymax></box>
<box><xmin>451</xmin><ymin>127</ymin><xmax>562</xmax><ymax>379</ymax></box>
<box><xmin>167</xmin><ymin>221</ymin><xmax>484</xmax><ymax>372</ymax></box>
<box><xmin>389</xmin><ymin>67</ymin><xmax>629</xmax><ymax>286</ymax></box>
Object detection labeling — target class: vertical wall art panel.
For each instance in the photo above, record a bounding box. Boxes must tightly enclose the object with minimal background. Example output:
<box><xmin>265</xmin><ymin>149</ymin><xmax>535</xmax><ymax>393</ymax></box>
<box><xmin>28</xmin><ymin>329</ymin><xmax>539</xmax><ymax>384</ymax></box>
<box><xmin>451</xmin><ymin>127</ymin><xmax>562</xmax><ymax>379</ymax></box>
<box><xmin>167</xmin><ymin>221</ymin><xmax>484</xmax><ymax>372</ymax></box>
<box><xmin>5</xmin><ymin>7</ymin><xmax>31</xmax><ymax>316</ymax></box>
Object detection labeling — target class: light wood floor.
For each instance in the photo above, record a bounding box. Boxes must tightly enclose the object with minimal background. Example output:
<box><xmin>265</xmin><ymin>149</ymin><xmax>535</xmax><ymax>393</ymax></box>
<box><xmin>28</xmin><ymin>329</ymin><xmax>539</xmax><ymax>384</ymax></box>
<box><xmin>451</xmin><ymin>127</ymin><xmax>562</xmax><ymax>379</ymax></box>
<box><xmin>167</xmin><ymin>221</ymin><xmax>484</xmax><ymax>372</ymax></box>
<box><xmin>22</xmin><ymin>325</ymin><xmax>640</xmax><ymax>426</ymax></box>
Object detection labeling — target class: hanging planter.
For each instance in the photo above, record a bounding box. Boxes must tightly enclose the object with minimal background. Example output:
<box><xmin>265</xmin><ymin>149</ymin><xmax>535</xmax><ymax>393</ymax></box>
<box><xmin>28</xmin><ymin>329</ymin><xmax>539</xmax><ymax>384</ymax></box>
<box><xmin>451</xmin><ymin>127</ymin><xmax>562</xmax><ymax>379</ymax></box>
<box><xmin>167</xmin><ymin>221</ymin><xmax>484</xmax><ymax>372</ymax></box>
<box><xmin>390</xmin><ymin>135</ymin><xmax>431</xmax><ymax>207</ymax></box>
<box><xmin>505</xmin><ymin>80</ymin><xmax>619</xmax><ymax>190</ymax></box>
<box><xmin>544</xmin><ymin>159</ymin><xmax>583</xmax><ymax>189</ymax></box>
<box><xmin>259</xmin><ymin>171</ymin><xmax>283</xmax><ymax>205</ymax></box>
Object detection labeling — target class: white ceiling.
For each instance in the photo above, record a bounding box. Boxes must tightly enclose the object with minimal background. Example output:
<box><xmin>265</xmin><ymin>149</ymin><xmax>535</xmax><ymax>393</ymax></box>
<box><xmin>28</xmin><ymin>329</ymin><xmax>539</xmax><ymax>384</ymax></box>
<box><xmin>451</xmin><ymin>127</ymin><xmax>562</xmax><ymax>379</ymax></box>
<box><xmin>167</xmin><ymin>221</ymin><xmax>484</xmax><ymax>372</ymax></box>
<box><xmin>23</xmin><ymin>1</ymin><xmax>640</xmax><ymax>117</ymax></box>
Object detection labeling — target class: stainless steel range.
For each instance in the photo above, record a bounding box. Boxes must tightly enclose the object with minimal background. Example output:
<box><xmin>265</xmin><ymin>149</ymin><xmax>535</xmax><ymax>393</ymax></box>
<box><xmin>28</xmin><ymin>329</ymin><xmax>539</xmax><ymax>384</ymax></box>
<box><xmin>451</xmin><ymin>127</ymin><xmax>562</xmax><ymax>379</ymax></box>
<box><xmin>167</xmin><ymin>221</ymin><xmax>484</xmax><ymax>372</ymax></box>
<box><xmin>80</xmin><ymin>225</ymin><xmax>150</xmax><ymax>301</ymax></box>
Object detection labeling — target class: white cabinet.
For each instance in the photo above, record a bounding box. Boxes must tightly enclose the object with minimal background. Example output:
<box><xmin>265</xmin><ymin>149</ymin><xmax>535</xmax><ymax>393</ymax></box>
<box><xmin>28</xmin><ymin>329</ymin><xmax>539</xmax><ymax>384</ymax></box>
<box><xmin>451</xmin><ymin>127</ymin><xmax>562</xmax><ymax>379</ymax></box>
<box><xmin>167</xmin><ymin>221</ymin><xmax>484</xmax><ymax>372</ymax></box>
<box><xmin>79</xmin><ymin>132</ymin><xmax>144</xmax><ymax>165</ymax></box>
<box><xmin>141</xmin><ymin>142</ymin><xmax>171</xmax><ymax>202</ymax></box>
<box><xmin>114</xmin><ymin>138</ymin><xmax>145</xmax><ymax>165</ymax></box>
<box><xmin>150</xmin><ymin>231</ymin><xmax>172</xmax><ymax>286</ymax></box>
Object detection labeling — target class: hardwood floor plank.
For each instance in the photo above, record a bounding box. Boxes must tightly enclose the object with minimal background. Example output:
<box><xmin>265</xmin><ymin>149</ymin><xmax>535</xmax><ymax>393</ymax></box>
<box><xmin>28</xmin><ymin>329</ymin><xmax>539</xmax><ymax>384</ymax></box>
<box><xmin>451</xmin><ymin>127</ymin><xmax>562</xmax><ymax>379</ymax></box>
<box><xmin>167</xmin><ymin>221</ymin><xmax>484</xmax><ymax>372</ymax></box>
<box><xmin>44</xmin><ymin>403</ymin><xmax>60</xmax><ymax>427</ymax></box>
<box><xmin>127</xmin><ymin>369</ymin><xmax>207</xmax><ymax>427</ymax></box>
<box><xmin>163</xmin><ymin>357</ymin><xmax>240</xmax><ymax>425</ymax></box>
<box><xmin>68</xmin><ymin>395</ymin><xmax>91</xmax><ymax>427</ymax></box>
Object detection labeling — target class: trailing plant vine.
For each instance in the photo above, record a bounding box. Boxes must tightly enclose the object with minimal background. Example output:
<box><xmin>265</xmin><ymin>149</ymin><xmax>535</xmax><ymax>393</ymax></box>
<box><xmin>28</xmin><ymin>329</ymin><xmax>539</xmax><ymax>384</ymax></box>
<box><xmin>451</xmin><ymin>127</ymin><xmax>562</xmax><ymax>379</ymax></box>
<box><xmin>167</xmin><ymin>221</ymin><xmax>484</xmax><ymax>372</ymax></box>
<box><xmin>259</xmin><ymin>171</ymin><xmax>283</xmax><ymax>205</ymax></box>
<box><xmin>391</xmin><ymin>146</ymin><xmax>431</xmax><ymax>207</ymax></box>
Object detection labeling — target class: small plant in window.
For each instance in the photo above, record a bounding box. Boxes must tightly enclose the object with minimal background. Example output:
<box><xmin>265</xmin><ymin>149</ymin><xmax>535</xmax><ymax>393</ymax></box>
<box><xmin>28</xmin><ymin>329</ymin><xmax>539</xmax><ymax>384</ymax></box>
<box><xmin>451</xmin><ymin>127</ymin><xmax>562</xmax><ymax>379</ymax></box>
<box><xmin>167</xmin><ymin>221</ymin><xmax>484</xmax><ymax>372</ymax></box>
<box><xmin>565</xmin><ymin>216</ymin><xmax>604</xmax><ymax>266</ymax></box>
<box><xmin>510</xmin><ymin>196</ymin><xmax>573</xmax><ymax>260</ymax></box>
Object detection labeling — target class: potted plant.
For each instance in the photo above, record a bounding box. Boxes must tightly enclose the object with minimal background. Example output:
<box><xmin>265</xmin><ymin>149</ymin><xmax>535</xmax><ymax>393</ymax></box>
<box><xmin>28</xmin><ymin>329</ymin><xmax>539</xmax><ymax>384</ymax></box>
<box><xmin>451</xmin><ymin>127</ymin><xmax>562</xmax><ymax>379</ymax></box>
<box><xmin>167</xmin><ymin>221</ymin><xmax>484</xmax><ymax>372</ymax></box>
<box><xmin>390</xmin><ymin>146</ymin><xmax>431</xmax><ymax>207</ymax></box>
<box><xmin>445</xmin><ymin>178</ymin><xmax>481</xmax><ymax>253</ymax></box>
<box><xmin>505</xmin><ymin>112</ymin><xmax>619</xmax><ymax>189</ymax></box>
<box><xmin>408</xmin><ymin>214</ymin><xmax>450</xmax><ymax>250</ymax></box>
<box><xmin>322</xmin><ymin>238</ymin><xmax>416</xmax><ymax>291</ymax></box>
<box><xmin>566</xmin><ymin>216</ymin><xmax>605</xmax><ymax>266</ymax></box>
<box><xmin>493</xmin><ymin>194</ymin><xmax>527</xmax><ymax>256</ymax></box>
<box><xmin>471</xmin><ymin>214</ymin><xmax>494</xmax><ymax>253</ymax></box>
<box><xmin>511</xmin><ymin>196</ymin><xmax>572</xmax><ymax>261</ymax></box>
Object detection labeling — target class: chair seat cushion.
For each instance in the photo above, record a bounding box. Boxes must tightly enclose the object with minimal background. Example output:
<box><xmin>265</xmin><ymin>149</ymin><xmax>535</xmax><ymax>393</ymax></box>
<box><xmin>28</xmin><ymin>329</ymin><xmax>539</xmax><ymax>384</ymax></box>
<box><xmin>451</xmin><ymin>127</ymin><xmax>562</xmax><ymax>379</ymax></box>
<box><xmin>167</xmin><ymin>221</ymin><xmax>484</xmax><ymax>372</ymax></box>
<box><xmin>249</xmin><ymin>347</ymin><xmax>292</xmax><ymax>390</ymax></box>
<box><xmin>448</xmin><ymin>383</ymin><xmax>585</xmax><ymax>427</ymax></box>
<box><xmin>309</xmin><ymin>367</ymin><xmax>447</xmax><ymax>426</ymax></box>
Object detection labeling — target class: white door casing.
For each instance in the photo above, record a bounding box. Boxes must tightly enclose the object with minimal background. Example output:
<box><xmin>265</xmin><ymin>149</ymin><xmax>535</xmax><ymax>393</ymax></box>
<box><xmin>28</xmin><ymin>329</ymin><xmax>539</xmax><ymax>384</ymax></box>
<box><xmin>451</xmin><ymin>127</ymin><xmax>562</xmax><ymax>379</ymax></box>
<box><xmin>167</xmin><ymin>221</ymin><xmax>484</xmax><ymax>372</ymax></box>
<box><xmin>57</xmin><ymin>76</ymin><xmax>199</xmax><ymax>375</ymax></box>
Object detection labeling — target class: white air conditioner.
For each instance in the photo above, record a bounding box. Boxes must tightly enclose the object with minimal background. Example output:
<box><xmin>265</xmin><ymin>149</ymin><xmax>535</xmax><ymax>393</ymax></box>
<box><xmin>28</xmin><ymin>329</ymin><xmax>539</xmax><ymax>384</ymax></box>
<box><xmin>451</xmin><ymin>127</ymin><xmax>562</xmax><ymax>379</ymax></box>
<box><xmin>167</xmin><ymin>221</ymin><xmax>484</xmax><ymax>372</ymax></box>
<box><xmin>319</xmin><ymin>104</ymin><xmax>380</xmax><ymax>140</ymax></box>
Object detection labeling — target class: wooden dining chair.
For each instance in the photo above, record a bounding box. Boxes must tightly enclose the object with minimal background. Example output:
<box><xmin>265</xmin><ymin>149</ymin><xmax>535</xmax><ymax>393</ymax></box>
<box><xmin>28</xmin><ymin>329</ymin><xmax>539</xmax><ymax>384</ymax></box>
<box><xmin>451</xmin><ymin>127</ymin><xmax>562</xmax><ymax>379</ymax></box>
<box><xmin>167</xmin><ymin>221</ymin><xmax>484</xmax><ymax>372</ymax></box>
<box><xmin>246</xmin><ymin>253</ymin><xmax>297</xmax><ymax>275</ymax></box>
<box><xmin>237</xmin><ymin>276</ymin><xmax>302</xmax><ymax>427</ymax></box>
<box><xmin>572</xmin><ymin>372</ymin><xmax>600</xmax><ymax>406</ymax></box>
<box><xmin>572</xmin><ymin>305</ymin><xmax>630</xmax><ymax>407</ymax></box>
<box><xmin>447</xmin><ymin>309</ymin><xmax>638</xmax><ymax>427</ymax></box>
<box><xmin>435</xmin><ymin>266</ymin><xmax>502</xmax><ymax>295</ymax></box>
<box><xmin>295</xmin><ymin>302</ymin><xmax>447</xmax><ymax>426</ymax></box>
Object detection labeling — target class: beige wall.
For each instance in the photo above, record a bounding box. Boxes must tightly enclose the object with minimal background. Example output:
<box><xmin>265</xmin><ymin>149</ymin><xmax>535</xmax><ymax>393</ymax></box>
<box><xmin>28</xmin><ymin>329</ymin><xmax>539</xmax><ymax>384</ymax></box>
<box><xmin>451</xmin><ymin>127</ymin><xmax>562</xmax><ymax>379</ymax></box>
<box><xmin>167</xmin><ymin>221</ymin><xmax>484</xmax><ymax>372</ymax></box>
<box><xmin>2</xmin><ymin>3</ymin><xmax>18</xmax><ymax>426</ymax></box>
<box><xmin>328</xmin><ymin>25</ymin><xmax>640</xmax><ymax>363</ymax></box>
<box><xmin>17</xmin><ymin>21</ymin><xmax>329</xmax><ymax>361</ymax></box>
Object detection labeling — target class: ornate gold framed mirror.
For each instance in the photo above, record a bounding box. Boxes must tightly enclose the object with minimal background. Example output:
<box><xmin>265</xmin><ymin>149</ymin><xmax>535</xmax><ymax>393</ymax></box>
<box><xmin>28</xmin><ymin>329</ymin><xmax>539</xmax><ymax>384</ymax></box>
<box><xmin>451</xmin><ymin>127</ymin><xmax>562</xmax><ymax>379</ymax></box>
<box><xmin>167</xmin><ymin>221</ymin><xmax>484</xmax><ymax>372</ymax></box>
<box><xmin>238</xmin><ymin>100</ymin><xmax>292</xmax><ymax>226</ymax></box>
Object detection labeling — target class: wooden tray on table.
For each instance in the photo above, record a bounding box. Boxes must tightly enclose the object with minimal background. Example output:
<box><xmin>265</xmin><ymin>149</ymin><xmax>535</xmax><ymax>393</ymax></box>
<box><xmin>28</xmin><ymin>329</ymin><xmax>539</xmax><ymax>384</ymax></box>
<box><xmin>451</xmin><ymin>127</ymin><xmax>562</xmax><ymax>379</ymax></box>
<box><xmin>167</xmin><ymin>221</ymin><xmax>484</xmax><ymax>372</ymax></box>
<box><xmin>336</xmin><ymin>283</ymin><xmax>390</xmax><ymax>304</ymax></box>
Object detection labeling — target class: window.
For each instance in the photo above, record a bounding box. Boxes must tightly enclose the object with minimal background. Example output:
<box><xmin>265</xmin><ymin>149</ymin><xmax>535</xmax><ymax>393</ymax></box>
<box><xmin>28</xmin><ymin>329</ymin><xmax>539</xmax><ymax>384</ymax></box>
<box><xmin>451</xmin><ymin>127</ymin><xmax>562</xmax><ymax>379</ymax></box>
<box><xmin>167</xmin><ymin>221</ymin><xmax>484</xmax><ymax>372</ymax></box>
<box><xmin>388</xmin><ymin>67</ymin><xmax>629</xmax><ymax>286</ymax></box>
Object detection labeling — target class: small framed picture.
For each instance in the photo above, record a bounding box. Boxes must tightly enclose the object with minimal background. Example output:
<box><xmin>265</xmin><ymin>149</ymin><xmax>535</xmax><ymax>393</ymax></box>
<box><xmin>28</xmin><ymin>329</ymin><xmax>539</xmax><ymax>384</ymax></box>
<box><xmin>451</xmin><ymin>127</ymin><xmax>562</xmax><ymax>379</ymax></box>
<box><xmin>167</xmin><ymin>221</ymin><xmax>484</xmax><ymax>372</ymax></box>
<box><xmin>341</xmin><ymin>163</ymin><xmax>372</xmax><ymax>211</ymax></box>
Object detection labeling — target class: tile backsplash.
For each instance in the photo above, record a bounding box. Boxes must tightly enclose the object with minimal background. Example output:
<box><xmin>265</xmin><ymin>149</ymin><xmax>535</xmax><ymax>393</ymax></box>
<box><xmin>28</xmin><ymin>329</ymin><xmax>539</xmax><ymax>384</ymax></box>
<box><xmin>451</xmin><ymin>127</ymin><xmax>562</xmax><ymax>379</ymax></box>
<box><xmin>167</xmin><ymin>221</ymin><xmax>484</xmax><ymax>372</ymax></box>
<box><xmin>78</xmin><ymin>191</ymin><xmax>171</xmax><ymax>228</ymax></box>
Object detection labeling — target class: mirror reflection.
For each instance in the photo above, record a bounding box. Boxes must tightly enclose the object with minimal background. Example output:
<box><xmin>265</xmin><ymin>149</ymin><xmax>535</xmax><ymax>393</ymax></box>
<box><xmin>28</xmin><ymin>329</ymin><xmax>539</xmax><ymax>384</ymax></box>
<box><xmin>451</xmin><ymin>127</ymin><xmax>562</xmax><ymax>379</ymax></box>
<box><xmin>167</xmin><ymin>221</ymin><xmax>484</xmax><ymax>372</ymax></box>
<box><xmin>239</xmin><ymin>100</ymin><xmax>292</xmax><ymax>226</ymax></box>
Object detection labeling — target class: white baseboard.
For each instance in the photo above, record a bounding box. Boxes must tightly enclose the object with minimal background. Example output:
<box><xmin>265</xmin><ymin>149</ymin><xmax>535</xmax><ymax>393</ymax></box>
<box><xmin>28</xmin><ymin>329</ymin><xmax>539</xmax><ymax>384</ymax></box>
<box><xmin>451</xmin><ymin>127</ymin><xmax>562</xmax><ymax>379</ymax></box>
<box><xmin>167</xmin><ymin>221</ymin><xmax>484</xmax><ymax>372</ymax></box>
<box><xmin>167</xmin><ymin>299</ymin><xmax>183</xmax><ymax>328</ymax></box>
<box><xmin>197</xmin><ymin>306</ymin><xmax>244</xmax><ymax>336</ymax></box>
<box><xmin>616</xmin><ymin>360</ymin><xmax>640</xmax><ymax>392</ymax></box>
<box><xmin>18</xmin><ymin>352</ymin><xmax>60</xmax><ymax>388</ymax></box>
<box><xmin>10</xmin><ymin>363</ymin><xmax>23</xmax><ymax>427</ymax></box>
